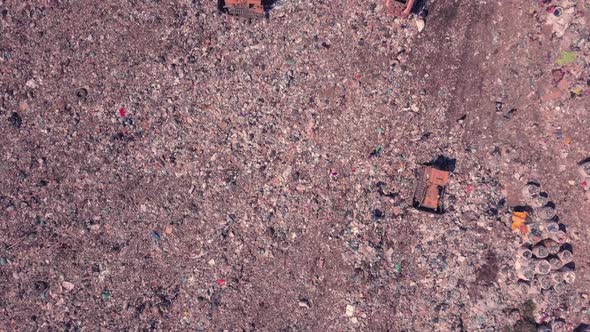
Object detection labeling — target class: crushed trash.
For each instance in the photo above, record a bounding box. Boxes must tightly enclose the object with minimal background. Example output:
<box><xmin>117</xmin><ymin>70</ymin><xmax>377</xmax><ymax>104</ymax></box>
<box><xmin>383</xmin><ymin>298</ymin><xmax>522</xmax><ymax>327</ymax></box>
<box><xmin>345</xmin><ymin>304</ymin><xmax>355</xmax><ymax>317</ymax></box>
<box><xmin>578</xmin><ymin>159</ymin><xmax>590</xmax><ymax>178</ymax></box>
<box><xmin>416</xmin><ymin>19</ymin><xmax>425</xmax><ymax>32</ymax></box>
<box><xmin>551</xmin><ymin>69</ymin><xmax>565</xmax><ymax>85</ymax></box>
<box><xmin>298</xmin><ymin>298</ymin><xmax>311</xmax><ymax>309</ymax></box>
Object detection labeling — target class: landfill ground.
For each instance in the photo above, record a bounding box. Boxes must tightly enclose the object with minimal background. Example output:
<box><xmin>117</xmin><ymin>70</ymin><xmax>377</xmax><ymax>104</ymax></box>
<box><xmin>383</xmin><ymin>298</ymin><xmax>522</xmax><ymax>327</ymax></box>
<box><xmin>1</xmin><ymin>0</ymin><xmax>590</xmax><ymax>331</ymax></box>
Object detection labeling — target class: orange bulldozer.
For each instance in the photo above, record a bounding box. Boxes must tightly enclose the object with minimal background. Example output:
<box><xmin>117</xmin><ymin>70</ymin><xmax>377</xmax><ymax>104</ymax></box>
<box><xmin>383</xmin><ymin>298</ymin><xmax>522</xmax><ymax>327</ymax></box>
<box><xmin>412</xmin><ymin>166</ymin><xmax>450</xmax><ymax>214</ymax></box>
<box><xmin>218</xmin><ymin>0</ymin><xmax>271</xmax><ymax>18</ymax></box>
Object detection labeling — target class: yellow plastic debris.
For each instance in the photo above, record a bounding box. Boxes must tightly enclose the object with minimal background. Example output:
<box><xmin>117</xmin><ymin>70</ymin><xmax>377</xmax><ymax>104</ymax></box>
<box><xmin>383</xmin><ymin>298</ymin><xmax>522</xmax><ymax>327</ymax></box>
<box><xmin>571</xmin><ymin>86</ymin><xmax>582</xmax><ymax>95</ymax></box>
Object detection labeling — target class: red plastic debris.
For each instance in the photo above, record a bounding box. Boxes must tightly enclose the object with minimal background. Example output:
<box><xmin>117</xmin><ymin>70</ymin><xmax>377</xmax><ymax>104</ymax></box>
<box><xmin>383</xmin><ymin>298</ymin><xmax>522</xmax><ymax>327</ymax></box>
<box><xmin>119</xmin><ymin>108</ymin><xmax>126</xmax><ymax>117</ymax></box>
<box><xmin>216</xmin><ymin>279</ymin><xmax>225</xmax><ymax>286</ymax></box>
<box><xmin>582</xmin><ymin>181</ymin><xmax>588</xmax><ymax>188</ymax></box>
<box><xmin>465</xmin><ymin>185</ymin><xmax>474</xmax><ymax>193</ymax></box>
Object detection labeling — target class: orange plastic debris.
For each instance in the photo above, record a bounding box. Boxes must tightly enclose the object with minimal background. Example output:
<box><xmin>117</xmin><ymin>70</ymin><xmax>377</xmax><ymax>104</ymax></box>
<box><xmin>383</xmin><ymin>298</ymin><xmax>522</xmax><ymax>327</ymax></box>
<box><xmin>511</xmin><ymin>211</ymin><xmax>528</xmax><ymax>234</ymax></box>
<box><xmin>513</xmin><ymin>211</ymin><xmax>527</xmax><ymax>219</ymax></box>
<box><xmin>511</xmin><ymin>219</ymin><xmax>524</xmax><ymax>231</ymax></box>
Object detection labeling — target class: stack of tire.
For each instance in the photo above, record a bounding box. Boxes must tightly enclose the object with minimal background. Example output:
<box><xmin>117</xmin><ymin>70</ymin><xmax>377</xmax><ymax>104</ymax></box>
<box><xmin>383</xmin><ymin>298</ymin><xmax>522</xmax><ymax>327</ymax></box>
<box><xmin>514</xmin><ymin>181</ymin><xmax>575</xmax><ymax>297</ymax></box>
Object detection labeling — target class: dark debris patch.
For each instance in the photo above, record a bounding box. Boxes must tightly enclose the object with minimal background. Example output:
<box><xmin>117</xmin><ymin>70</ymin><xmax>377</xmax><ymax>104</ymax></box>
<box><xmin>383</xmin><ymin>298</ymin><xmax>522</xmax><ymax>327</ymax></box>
<box><xmin>503</xmin><ymin>108</ymin><xmax>517</xmax><ymax>119</ymax></box>
<box><xmin>76</xmin><ymin>88</ymin><xmax>88</xmax><ymax>101</ymax></box>
<box><xmin>9</xmin><ymin>112</ymin><xmax>22</xmax><ymax>128</ymax></box>
<box><xmin>495</xmin><ymin>101</ymin><xmax>503</xmax><ymax>112</ymax></box>
<box><xmin>372</xmin><ymin>208</ymin><xmax>384</xmax><ymax>220</ymax></box>
<box><xmin>369</xmin><ymin>145</ymin><xmax>382</xmax><ymax>157</ymax></box>
<box><xmin>151</xmin><ymin>230</ymin><xmax>161</xmax><ymax>243</ymax></box>
<box><xmin>476</xmin><ymin>250</ymin><xmax>499</xmax><ymax>285</ymax></box>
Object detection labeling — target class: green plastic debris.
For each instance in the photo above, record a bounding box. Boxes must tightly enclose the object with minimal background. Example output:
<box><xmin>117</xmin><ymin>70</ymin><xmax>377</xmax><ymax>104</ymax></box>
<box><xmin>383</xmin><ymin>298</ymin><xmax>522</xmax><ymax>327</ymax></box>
<box><xmin>394</xmin><ymin>262</ymin><xmax>401</xmax><ymax>273</ymax></box>
<box><xmin>370</xmin><ymin>145</ymin><xmax>382</xmax><ymax>157</ymax></box>
<box><xmin>556</xmin><ymin>51</ymin><xmax>577</xmax><ymax>66</ymax></box>
<box><xmin>101</xmin><ymin>290</ymin><xmax>111</xmax><ymax>300</ymax></box>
